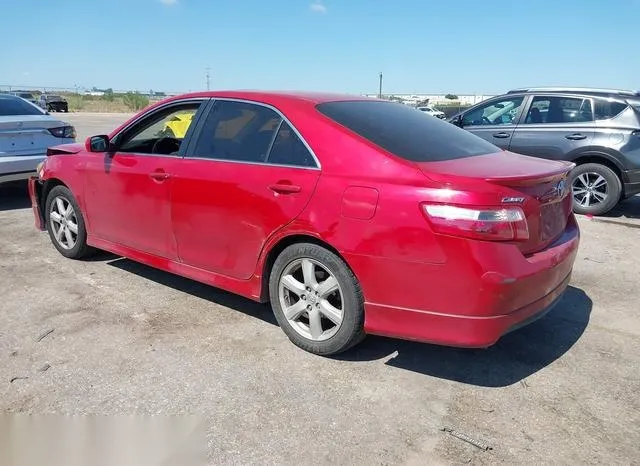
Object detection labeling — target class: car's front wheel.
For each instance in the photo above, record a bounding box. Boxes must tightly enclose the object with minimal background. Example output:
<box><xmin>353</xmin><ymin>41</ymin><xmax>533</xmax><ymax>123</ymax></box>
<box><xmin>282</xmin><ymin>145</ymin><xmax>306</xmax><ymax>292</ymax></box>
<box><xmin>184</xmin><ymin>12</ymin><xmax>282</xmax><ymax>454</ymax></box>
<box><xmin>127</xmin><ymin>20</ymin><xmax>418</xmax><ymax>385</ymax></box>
<box><xmin>571</xmin><ymin>163</ymin><xmax>622</xmax><ymax>216</ymax></box>
<box><xmin>269</xmin><ymin>243</ymin><xmax>365</xmax><ymax>356</ymax></box>
<box><xmin>45</xmin><ymin>185</ymin><xmax>94</xmax><ymax>259</ymax></box>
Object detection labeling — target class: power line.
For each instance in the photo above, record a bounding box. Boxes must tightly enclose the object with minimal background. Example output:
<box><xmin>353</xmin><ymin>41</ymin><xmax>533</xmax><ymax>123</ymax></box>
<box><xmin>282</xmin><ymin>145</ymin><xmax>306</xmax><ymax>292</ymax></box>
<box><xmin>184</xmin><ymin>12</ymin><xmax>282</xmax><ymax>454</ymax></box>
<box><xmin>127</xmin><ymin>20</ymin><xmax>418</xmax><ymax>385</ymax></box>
<box><xmin>205</xmin><ymin>67</ymin><xmax>211</xmax><ymax>91</ymax></box>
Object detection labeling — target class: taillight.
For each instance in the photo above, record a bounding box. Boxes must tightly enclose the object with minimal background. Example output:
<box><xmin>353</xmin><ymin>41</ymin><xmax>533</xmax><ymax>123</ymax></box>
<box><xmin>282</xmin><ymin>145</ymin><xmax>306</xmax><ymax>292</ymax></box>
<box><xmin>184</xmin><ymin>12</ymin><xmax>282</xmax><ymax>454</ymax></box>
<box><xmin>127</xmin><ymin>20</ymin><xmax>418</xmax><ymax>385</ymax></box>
<box><xmin>48</xmin><ymin>126</ymin><xmax>76</xmax><ymax>139</ymax></box>
<box><xmin>422</xmin><ymin>203</ymin><xmax>529</xmax><ymax>241</ymax></box>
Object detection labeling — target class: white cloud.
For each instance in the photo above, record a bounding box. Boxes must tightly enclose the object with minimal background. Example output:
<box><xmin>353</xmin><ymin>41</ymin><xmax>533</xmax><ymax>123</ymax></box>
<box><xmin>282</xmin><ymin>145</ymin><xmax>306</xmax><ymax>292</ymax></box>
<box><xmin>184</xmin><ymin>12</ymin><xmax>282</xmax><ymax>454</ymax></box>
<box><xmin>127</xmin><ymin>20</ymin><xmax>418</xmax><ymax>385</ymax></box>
<box><xmin>309</xmin><ymin>1</ymin><xmax>326</xmax><ymax>13</ymax></box>
<box><xmin>159</xmin><ymin>0</ymin><xmax>178</xmax><ymax>6</ymax></box>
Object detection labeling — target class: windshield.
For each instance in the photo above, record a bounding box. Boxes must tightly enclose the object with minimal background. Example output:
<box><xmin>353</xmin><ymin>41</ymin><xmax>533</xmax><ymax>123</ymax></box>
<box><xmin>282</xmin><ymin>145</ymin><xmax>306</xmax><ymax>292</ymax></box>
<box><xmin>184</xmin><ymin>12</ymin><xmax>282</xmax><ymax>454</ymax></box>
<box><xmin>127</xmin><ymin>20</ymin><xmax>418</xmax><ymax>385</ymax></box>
<box><xmin>0</xmin><ymin>95</ymin><xmax>45</xmax><ymax>115</ymax></box>
<box><xmin>48</xmin><ymin>95</ymin><xmax>63</xmax><ymax>100</ymax></box>
<box><xmin>316</xmin><ymin>100</ymin><xmax>499</xmax><ymax>162</ymax></box>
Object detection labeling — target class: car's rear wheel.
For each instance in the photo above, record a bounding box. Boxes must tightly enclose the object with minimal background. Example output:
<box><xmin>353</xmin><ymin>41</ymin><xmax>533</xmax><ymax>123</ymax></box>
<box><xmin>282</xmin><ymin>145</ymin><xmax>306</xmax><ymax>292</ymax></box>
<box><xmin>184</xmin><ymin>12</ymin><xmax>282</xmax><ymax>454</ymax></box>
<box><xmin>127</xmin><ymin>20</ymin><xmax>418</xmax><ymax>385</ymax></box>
<box><xmin>570</xmin><ymin>163</ymin><xmax>621</xmax><ymax>216</ymax></box>
<box><xmin>45</xmin><ymin>185</ymin><xmax>94</xmax><ymax>259</ymax></box>
<box><xmin>269</xmin><ymin>243</ymin><xmax>365</xmax><ymax>356</ymax></box>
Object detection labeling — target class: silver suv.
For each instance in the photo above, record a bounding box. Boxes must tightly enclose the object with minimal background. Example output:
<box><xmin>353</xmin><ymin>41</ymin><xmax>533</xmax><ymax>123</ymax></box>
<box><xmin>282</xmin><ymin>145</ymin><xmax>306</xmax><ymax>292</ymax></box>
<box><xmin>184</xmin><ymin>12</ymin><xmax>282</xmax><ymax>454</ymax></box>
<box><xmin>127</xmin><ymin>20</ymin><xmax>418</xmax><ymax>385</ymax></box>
<box><xmin>450</xmin><ymin>87</ymin><xmax>640</xmax><ymax>215</ymax></box>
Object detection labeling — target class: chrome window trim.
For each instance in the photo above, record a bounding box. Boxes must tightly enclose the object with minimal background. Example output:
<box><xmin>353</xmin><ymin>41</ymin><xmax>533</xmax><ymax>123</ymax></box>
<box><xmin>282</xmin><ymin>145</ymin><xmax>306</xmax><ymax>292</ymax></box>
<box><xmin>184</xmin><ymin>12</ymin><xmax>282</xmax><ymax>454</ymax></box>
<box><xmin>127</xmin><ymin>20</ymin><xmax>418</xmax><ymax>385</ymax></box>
<box><xmin>181</xmin><ymin>156</ymin><xmax>321</xmax><ymax>171</ymax></box>
<box><xmin>186</xmin><ymin>97</ymin><xmax>322</xmax><ymax>170</ymax></box>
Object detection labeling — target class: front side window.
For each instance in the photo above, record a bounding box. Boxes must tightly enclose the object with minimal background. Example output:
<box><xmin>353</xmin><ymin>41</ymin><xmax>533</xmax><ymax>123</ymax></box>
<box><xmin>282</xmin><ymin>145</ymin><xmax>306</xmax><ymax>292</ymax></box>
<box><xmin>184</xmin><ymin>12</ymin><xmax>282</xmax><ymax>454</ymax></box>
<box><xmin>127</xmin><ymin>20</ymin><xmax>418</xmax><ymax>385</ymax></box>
<box><xmin>117</xmin><ymin>102</ymin><xmax>202</xmax><ymax>155</ymax></box>
<box><xmin>462</xmin><ymin>96</ymin><xmax>524</xmax><ymax>126</ymax></box>
<box><xmin>191</xmin><ymin>100</ymin><xmax>282</xmax><ymax>163</ymax></box>
<box><xmin>523</xmin><ymin>96</ymin><xmax>593</xmax><ymax>124</ymax></box>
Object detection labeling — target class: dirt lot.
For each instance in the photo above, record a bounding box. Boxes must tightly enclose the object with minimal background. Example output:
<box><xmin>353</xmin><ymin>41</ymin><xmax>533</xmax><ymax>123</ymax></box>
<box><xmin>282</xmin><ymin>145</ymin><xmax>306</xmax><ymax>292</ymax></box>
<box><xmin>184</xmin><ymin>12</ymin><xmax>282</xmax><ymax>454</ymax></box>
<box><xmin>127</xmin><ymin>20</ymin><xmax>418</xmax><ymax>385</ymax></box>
<box><xmin>1</xmin><ymin>114</ymin><xmax>639</xmax><ymax>465</ymax></box>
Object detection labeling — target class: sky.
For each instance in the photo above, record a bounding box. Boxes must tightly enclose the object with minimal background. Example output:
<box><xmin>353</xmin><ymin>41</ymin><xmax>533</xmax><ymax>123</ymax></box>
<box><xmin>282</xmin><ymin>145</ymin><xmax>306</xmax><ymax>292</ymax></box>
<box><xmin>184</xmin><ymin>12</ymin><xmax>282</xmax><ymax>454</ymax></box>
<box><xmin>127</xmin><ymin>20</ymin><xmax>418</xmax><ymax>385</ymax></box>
<box><xmin>2</xmin><ymin>0</ymin><xmax>639</xmax><ymax>95</ymax></box>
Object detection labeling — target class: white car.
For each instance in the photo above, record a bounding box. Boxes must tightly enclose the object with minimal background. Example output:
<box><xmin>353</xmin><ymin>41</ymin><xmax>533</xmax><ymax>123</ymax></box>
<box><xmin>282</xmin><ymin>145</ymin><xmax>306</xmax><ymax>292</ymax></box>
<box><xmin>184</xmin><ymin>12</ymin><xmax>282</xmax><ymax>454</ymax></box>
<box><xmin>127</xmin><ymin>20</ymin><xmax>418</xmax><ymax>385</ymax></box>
<box><xmin>416</xmin><ymin>105</ymin><xmax>446</xmax><ymax>119</ymax></box>
<box><xmin>0</xmin><ymin>94</ymin><xmax>76</xmax><ymax>183</ymax></box>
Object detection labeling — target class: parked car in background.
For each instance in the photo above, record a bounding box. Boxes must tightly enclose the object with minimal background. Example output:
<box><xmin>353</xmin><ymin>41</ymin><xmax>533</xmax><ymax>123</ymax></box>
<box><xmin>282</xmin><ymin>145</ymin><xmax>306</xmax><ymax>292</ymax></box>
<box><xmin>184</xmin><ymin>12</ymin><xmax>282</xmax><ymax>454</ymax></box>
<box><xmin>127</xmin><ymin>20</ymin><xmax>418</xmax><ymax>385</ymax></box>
<box><xmin>38</xmin><ymin>94</ymin><xmax>69</xmax><ymax>112</ymax></box>
<box><xmin>11</xmin><ymin>91</ymin><xmax>38</xmax><ymax>105</ymax></box>
<box><xmin>0</xmin><ymin>94</ymin><xmax>76</xmax><ymax>183</ymax></box>
<box><xmin>417</xmin><ymin>105</ymin><xmax>446</xmax><ymax>119</ymax></box>
<box><xmin>449</xmin><ymin>87</ymin><xmax>640</xmax><ymax>215</ymax></box>
<box><xmin>28</xmin><ymin>91</ymin><xmax>579</xmax><ymax>356</ymax></box>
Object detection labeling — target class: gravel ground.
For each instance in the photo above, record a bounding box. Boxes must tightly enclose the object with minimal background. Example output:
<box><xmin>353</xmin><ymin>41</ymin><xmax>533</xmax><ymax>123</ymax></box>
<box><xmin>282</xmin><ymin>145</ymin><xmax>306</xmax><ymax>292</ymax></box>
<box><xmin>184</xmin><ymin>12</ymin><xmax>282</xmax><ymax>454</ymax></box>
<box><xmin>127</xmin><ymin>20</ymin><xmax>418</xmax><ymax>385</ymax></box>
<box><xmin>0</xmin><ymin>114</ymin><xmax>639</xmax><ymax>465</ymax></box>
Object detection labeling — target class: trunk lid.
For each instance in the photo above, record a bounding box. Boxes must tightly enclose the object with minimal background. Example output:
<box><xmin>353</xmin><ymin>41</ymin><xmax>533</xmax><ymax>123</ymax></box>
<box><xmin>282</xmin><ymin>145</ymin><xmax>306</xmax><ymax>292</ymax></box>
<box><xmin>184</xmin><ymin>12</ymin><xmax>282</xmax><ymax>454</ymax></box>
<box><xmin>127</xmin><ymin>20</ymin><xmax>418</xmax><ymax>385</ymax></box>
<box><xmin>46</xmin><ymin>142</ymin><xmax>84</xmax><ymax>156</ymax></box>
<box><xmin>417</xmin><ymin>151</ymin><xmax>575</xmax><ymax>254</ymax></box>
<box><xmin>0</xmin><ymin>115</ymin><xmax>65</xmax><ymax>156</ymax></box>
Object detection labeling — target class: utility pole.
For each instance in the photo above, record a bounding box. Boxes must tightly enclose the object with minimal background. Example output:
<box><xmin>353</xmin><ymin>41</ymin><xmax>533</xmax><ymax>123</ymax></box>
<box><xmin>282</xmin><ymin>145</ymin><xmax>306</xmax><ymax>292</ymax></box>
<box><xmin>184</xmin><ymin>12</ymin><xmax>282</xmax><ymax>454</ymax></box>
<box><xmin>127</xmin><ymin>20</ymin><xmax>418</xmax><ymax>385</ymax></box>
<box><xmin>205</xmin><ymin>67</ymin><xmax>211</xmax><ymax>91</ymax></box>
<box><xmin>378</xmin><ymin>72</ymin><xmax>383</xmax><ymax>99</ymax></box>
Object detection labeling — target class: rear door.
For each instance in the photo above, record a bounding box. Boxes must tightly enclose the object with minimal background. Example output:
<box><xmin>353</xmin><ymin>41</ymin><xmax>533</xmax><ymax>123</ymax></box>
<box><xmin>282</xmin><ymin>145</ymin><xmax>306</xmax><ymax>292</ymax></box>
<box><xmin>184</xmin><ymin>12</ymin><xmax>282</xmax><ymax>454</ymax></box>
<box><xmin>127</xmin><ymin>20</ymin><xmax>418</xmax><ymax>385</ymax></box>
<box><xmin>171</xmin><ymin>99</ymin><xmax>321</xmax><ymax>280</ymax></box>
<box><xmin>459</xmin><ymin>95</ymin><xmax>527</xmax><ymax>149</ymax></box>
<box><xmin>509</xmin><ymin>94</ymin><xmax>596</xmax><ymax>161</ymax></box>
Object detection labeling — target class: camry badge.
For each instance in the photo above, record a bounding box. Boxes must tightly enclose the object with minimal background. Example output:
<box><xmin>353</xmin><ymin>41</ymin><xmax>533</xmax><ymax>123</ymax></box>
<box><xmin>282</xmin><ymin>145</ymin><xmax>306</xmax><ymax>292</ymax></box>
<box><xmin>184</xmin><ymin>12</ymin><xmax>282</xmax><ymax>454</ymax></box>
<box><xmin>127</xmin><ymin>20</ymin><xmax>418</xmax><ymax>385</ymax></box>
<box><xmin>502</xmin><ymin>196</ymin><xmax>525</xmax><ymax>204</ymax></box>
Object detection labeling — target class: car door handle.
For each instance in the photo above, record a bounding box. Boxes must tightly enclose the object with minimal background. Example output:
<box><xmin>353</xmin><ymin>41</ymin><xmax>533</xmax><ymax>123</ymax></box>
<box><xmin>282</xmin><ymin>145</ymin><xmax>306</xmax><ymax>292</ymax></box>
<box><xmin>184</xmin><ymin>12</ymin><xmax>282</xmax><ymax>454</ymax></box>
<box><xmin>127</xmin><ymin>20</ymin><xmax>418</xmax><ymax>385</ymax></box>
<box><xmin>269</xmin><ymin>183</ymin><xmax>301</xmax><ymax>194</ymax></box>
<box><xmin>493</xmin><ymin>132</ymin><xmax>510</xmax><ymax>138</ymax></box>
<box><xmin>565</xmin><ymin>133</ymin><xmax>587</xmax><ymax>140</ymax></box>
<box><xmin>149</xmin><ymin>171</ymin><xmax>171</xmax><ymax>181</ymax></box>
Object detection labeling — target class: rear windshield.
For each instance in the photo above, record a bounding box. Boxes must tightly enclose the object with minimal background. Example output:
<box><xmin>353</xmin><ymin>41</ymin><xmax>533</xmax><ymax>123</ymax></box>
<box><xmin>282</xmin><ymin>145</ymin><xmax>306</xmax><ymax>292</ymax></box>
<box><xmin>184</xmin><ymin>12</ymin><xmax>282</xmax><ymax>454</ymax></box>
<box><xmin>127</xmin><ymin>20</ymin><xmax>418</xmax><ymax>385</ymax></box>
<box><xmin>316</xmin><ymin>100</ymin><xmax>498</xmax><ymax>162</ymax></box>
<box><xmin>0</xmin><ymin>96</ymin><xmax>44</xmax><ymax>116</ymax></box>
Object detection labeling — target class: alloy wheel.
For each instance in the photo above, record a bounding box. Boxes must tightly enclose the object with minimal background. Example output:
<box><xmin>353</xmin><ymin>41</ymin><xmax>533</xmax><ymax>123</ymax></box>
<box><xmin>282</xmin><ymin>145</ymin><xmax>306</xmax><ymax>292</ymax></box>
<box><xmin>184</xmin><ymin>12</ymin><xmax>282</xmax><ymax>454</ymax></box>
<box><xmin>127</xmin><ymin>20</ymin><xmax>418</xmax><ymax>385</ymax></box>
<box><xmin>278</xmin><ymin>258</ymin><xmax>344</xmax><ymax>341</ymax></box>
<box><xmin>572</xmin><ymin>172</ymin><xmax>608</xmax><ymax>208</ymax></box>
<box><xmin>49</xmin><ymin>196</ymin><xmax>79</xmax><ymax>250</ymax></box>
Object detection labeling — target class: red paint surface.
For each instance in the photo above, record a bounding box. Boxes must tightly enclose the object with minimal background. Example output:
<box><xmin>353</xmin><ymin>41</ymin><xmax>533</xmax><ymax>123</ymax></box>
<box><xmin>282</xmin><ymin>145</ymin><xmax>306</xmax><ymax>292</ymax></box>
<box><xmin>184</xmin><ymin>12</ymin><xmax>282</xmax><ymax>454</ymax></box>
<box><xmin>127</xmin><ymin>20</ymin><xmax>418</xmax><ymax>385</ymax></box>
<box><xmin>31</xmin><ymin>90</ymin><xmax>581</xmax><ymax>348</ymax></box>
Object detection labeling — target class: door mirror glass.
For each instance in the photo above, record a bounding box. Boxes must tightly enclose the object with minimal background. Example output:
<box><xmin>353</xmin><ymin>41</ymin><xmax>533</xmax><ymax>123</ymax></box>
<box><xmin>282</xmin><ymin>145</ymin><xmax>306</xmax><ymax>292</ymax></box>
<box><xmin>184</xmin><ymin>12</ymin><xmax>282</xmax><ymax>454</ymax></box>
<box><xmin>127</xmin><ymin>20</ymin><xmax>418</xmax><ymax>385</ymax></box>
<box><xmin>87</xmin><ymin>135</ymin><xmax>110</xmax><ymax>152</ymax></box>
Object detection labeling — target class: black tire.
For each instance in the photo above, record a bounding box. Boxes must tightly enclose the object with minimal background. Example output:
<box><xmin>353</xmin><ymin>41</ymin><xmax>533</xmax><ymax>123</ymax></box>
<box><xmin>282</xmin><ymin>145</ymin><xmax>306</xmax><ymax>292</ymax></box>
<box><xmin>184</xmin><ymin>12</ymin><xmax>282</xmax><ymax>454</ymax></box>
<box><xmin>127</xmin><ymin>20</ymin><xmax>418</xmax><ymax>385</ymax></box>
<box><xmin>44</xmin><ymin>185</ymin><xmax>94</xmax><ymax>259</ymax></box>
<box><xmin>570</xmin><ymin>163</ymin><xmax>622</xmax><ymax>216</ymax></box>
<box><xmin>269</xmin><ymin>243</ymin><xmax>365</xmax><ymax>356</ymax></box>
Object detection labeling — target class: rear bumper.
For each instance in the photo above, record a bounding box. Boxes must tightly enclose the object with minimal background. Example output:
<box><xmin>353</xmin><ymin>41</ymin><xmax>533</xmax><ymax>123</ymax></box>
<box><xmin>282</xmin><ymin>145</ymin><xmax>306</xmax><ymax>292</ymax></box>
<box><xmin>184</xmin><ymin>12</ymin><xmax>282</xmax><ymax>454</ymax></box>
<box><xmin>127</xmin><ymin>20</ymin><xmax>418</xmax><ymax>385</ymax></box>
<box><xmin>354</xmin><ymin>214</ymin><xmax>580</xmax><ymax>348</ymax></box>
<box><xmin>364</xmin><ymin>271</ymin><xmax>571</xmax><ymax>348</ymax></box>
<box><xmin>0</xmin><ymin>170</ymin><xmax>36</xmax><ymax>183</ymax></box>
<box><xmin>28</xmin><ymin>176</ymin><xmax>46</xmax><ymax>231</ymax></box>
<box><xmin>622</xmin><ymin>168</ymin><xmax>640</xmax><ymax>197</ymax></box>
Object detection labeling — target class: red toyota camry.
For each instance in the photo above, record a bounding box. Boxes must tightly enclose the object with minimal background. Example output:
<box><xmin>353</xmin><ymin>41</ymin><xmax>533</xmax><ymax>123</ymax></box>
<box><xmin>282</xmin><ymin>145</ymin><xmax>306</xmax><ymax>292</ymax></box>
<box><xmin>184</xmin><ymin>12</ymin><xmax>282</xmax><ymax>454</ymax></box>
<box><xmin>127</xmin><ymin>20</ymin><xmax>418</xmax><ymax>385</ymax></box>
<box><xmin>28</xmin><ymin>91</ymin><xmax>580</xmax><ymax>355</ymax></box>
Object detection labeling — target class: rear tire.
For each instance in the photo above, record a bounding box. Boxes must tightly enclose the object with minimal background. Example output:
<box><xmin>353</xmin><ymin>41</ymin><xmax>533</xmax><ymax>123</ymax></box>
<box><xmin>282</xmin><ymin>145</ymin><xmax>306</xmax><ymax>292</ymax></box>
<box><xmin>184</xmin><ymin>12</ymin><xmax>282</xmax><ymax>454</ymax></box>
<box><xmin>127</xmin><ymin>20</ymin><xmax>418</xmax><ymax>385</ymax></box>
<box><xmin>570</xmin><ymin>163</ymin><xmax>621</xmax><ymax>216</ymax></box>
<box><xmin>44</xmin><ymin>185</ymin><xmax>94</xmax><ymax>259</ymax></box>
<box><xmin>269</xmin><ymin>243</ymin><xmax>365</xmax><ymax>356</ymax></box>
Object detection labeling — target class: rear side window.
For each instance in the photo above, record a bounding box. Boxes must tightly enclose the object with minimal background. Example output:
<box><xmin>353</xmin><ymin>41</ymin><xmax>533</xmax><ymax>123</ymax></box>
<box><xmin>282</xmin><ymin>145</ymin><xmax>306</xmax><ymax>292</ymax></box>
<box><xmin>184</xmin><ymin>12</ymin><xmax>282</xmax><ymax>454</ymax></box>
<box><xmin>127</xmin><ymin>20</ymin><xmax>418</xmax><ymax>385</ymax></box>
<box><xmin>191</xmin><ymin>100</ymin><xmax>282</xmax><ymax>163</ymax></box>
<box><xmin>523</xmin><ymin>96</ymin><xmax>593</xmax><ymax>124</ymax></box>
<box><xmin>316</xmin><ymin>100</ymin><xmax>499</xmax><ymax>162</ymax></box>
<box><xmin>593</xmin><ymin>99</ymin><xmax>628</xmax><ymax>120</ymax></box>
<box><xmin>0</xmin><ymin>96</ymin><xmax>44</xmax><ymax>116</ymax></box>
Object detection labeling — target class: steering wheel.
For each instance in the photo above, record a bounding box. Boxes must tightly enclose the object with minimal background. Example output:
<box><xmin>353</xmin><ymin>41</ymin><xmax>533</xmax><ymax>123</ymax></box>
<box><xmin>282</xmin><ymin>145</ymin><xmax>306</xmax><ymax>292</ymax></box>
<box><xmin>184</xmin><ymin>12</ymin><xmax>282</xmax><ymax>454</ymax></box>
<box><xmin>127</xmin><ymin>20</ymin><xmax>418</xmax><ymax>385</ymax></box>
<box><xmin>152</xmin><ymin>137</ymin><xmax>181</xmax><ymax>155</ymax></box>
<box><xmin>482</xmin><ymin>116</ymin><xmax>492</xmax><ymax>125</ymax></box>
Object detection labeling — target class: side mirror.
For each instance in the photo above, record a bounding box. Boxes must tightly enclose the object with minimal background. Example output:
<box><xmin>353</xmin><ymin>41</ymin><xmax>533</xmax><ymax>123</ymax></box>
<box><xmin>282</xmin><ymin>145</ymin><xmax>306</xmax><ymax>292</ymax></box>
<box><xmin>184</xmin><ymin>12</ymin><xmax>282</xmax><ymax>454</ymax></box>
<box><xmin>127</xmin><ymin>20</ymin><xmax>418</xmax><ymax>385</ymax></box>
<box><xmin>86</xmin><ymin>135</ymin><xmax>110</xmax><ymax>152</ymax></box>
<box><xmin>451</xmin><ymin>115</ymin><xmax>464</xmax><ymax>127</ymax></box>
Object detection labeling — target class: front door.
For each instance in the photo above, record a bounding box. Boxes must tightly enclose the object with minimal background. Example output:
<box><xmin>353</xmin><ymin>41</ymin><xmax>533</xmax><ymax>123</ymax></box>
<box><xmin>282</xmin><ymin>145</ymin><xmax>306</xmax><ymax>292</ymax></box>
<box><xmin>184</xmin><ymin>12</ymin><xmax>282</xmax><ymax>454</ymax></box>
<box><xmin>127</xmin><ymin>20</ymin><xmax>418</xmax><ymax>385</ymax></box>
<box><xmin>82</xmin><ymin>99</ymin><xmax>206</xmax><ymax>259</ymax></box>
<box><xmin>509</xmin><ymin>94</ymin><xmax>595</xmax><ymax>161</ymax></box>
<box><xmin>171</xmin><ymin>99</ymin><xmax>321</xmax><ymax>280</ymax></box>
<box><xmin>460</xmin><ymin>95</ymin><xmax>526</xmax><ymax>149</ymax></box>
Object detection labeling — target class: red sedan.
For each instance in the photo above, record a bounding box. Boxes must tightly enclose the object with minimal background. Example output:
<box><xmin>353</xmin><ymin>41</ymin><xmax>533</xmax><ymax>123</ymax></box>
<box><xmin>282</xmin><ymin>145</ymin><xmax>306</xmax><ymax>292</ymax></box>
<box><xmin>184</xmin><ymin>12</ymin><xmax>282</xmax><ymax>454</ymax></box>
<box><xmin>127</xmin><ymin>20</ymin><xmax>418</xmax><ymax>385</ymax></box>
<box><xmin>28</xmin><ymin>91</ymin><xmax>580</xmax><ymax>355</ymax></box>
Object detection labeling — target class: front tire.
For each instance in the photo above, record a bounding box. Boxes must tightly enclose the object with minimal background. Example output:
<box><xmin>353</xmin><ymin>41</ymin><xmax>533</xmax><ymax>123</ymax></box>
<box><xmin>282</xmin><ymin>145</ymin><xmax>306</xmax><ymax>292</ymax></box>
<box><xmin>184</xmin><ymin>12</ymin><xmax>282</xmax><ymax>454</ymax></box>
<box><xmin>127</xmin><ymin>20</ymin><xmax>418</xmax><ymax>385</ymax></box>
<box><xmin>570</xmin><ymin>163</ymin><xmax>622</xmax><ymax>216</ymax></box>
<box><xmin>269</xmin><ymin>243</ymin><xmax>365</xmax><ymax>356</ymax></box>
<box><xmin>45</xmin><ymin>185</ymin><xmax>94</xmax><ymax>259</ymax></box>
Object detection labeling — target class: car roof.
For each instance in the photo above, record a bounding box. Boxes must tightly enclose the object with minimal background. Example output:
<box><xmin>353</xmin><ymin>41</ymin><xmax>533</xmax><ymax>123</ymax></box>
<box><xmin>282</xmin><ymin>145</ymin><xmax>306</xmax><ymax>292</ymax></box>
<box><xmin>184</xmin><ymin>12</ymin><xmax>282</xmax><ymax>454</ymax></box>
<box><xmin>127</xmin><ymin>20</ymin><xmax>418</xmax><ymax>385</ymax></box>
<box><xmin>506</xmin><ymin>86</ymin><xmax>640</xmax><ymax>98</ymax></box>
<box><xmin>165</xmin><ymin>90</ymin><xmax>375</xmax><ymax>107</ymax></box>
